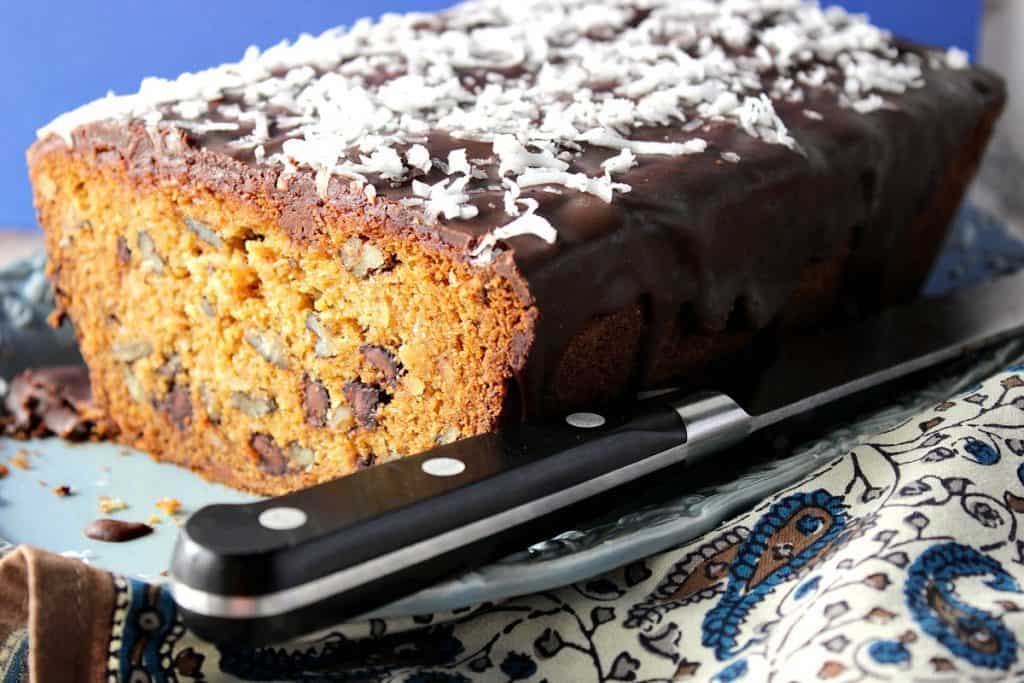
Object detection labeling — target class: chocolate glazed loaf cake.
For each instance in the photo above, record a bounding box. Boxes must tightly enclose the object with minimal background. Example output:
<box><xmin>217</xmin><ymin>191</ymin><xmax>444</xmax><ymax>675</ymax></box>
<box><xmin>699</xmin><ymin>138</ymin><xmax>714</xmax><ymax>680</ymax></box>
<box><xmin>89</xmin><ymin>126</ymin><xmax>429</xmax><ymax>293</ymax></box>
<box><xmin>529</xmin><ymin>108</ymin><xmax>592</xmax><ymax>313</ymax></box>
<box><xmin>28</xmin><ymin>1</ymin><xmax>1003</xmax><ymax>495</ymax></box>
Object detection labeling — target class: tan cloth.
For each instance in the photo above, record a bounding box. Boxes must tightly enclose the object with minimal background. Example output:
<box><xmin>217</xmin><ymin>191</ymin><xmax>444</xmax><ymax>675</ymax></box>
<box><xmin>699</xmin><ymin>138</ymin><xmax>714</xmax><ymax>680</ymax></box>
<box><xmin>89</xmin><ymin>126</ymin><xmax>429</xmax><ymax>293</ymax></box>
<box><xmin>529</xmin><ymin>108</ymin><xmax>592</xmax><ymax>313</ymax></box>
<box><xmin>0</xmin><ymin>546</ymin><xmax>113</xmax><ymax>682</ymax></box>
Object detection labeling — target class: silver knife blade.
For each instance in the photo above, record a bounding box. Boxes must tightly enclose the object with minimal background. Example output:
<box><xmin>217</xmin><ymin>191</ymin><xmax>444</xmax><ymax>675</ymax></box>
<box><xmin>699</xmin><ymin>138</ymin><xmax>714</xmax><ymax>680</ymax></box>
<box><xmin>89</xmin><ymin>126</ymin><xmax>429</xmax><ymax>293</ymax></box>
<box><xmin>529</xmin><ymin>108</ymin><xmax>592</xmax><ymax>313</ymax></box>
<box><xmin>737</xmin><ymin>269</ymin><xmax>1024</xmax><ymax>430</ymax></box>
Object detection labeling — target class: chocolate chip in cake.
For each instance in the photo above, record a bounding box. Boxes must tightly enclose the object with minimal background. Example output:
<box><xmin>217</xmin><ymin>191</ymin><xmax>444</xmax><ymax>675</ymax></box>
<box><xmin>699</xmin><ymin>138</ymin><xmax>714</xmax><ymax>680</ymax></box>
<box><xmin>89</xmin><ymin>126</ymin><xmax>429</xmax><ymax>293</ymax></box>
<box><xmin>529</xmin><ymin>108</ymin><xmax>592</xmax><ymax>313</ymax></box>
<box><xmin>356</xmin><ymin>453</ymin><xmax>377</xmax><ymax>469</ymax></box>
<box><xmin>116</xmin><ymin>236</ymin><xmax>132</xmax><ymax>264</ymax></box>
<box><xmin>110</xmin><ymin>340</ymin><xmax>153</xmax><ymax>363</ymax></box>
<box><xmin>302</xmin><ymin>376</ymin><xmax>330</xmax><ymax>428</ymax></box>
<box><xmin>360</xmin><ymin>344</ymin><xmax>404</xmax><ymax>387</ymax></box>
<box><xmin>136</xmin><ymin>230</ymin><xmax>165</xmax><ymax>275</ymax></box>
<box><xmin>84</xmin><ymin>519</ymin><xmax>153</xmax><ymax>543</ymax></box>
<box><xmin>250</xmin><ymin>433</ymin><xmax>288</xmax><ymax>476</ymax></box>
<box><xmin>230</xmin><ymin>391</ymin><xmax>277</xmax><ymax>418</ymax></box>
<box><xmin>184</xmin><ymin>216</ymin><xmax>224</xmax><ymax>248</ymax></box>
<box><xmin>305</xmin><ymin>313</ymin><xmax>339</xmax><ymax>358</ymax></box>
<box><xmin>340</xmin><ymin>237</ymin><xmax>394</xmax><ymax>278</ymax></box>
<box><xmin>343</xmin><ymin>381</ymin><xmax>383</xmax><ymax>429</ymax></box>
<box><xmin>244</xmin><ymin>329</ymin><xmax>290</xmax><ymax>369</ymax></box>
<box><xmin>161</xmin><ymin>385</ymin><xmax>193</xmax><ymax>430</ymax></box>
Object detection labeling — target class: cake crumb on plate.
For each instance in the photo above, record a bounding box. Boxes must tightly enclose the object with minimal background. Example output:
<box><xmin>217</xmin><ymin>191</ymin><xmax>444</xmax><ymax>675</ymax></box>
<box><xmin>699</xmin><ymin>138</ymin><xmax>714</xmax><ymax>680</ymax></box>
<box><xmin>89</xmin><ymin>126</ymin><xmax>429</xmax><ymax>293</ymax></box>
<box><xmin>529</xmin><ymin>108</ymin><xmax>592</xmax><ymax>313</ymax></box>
<box><xmin>154</xmin><ymin>497</ymin><xmax>182</xmax><ymax>516</ymax></box>
<box><xmin>98</xmin><ymin>495</ymin><xmax>127</xmax><ymax>513</ymax></box>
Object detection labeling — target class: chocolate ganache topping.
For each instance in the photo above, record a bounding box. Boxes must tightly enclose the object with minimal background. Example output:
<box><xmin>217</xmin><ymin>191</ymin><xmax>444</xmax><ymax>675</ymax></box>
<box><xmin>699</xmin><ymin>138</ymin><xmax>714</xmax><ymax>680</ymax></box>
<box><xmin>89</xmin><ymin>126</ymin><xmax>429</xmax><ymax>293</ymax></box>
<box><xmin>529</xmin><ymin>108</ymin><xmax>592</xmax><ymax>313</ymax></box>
<box><xmin>34</xmin><ymin>0</ymin><xmax>1004</xmax><ymax>409</ymax></box>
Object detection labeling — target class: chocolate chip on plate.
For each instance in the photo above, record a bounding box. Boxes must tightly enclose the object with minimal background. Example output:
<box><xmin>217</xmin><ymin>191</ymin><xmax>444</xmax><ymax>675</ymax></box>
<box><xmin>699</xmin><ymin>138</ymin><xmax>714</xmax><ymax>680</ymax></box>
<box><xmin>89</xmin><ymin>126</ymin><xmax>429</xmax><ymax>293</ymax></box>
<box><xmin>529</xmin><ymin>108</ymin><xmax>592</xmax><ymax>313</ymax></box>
<box><xmin>84</xmin><ymin>519</ymin><xmax>154</xmax><ymax>543</ymax></box>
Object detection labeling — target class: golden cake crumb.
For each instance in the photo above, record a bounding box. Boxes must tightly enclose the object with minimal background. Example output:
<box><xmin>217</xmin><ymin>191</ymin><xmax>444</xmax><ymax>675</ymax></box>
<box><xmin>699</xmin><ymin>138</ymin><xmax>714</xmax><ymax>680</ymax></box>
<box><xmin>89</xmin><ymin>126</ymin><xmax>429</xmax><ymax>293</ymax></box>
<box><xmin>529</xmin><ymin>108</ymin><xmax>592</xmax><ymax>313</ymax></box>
<box><xmin>146</xmin><ymin>514</ymin><xmax>162</xmax><ymax>525</ymax></box>
<box><xmin>9</xmin><ymin>451</ymin><xmax>30</xmax><ymax>470</ymax></box>
<box><xmin>53</xmin><ymin>485</ymin><xmax>72</xmax><ymax>497</ymax></box>
<box><xmin>0</xmin><ymin>463</ymin><xmax>8</xmax><ymax>478</ymax></box>
<box><xmin>98</xmin><ymin>495</ymin><xmax>128</xmax><ymax>514</ymax></box>
<box><xmin>155</xmin><ymin>497</ymin><xmax>182</xmax><ymax>516</ymax></box>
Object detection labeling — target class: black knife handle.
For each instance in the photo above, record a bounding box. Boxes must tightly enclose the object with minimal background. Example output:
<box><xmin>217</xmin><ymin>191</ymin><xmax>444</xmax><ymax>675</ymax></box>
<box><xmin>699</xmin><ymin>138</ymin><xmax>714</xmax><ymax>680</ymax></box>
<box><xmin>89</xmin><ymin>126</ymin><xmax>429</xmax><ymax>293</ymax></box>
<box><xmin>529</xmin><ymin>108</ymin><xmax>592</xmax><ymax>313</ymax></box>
<box><xmin>171</xmin><ymin>392</ymin><xmax>750</xmax><ymax>645</ymax></box>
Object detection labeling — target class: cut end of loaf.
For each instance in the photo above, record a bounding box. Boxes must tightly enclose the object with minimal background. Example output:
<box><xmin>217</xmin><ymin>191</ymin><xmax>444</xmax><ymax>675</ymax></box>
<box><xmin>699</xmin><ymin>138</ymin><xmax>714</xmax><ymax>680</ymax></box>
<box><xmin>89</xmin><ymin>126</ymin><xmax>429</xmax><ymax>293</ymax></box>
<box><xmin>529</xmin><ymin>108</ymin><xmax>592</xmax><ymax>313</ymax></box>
<box><xmin>29</xmin><ymin>146</ymin><xmax>535</xmax><ymax>495</ymax></box>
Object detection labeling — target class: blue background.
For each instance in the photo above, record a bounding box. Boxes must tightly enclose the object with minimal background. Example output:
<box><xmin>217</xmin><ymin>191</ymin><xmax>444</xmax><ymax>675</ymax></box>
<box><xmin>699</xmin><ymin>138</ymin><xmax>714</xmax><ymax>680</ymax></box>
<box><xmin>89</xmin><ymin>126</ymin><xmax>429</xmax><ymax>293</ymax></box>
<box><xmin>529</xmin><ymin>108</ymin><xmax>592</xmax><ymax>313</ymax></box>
<box><xmin>1</xmin><ymin>1</ymin><xmax>981</xmax><ymax>229</ymax></box>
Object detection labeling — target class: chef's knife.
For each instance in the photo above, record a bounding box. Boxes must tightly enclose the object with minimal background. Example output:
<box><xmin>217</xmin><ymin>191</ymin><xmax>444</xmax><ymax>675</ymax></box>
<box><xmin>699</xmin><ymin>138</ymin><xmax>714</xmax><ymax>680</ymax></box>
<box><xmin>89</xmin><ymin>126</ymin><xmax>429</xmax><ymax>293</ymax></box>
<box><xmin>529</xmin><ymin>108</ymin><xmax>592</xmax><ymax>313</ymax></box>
<box><xmin>170</xmin><ymin>269</ymin><xmax>1024</xmax><ymax>645</ymax></box>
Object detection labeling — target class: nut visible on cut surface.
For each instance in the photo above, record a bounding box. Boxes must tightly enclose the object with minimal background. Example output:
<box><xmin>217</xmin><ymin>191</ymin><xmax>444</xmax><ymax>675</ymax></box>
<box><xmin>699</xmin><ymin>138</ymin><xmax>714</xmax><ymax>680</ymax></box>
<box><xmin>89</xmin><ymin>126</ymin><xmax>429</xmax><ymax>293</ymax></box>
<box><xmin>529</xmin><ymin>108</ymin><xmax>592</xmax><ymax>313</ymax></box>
<box><xmin>250</xmin><ymin>433</ymin><xmax>288</xmax><ymax>476</ymax></box>
<box><xmin>326</xmin><ymin>405</ymin><xmax>354</xmax><ymax>431</ymax></box>
<box><xmin>302</xmin><ymin>377</ymin><xmax>330</xmax><ymax>428</ymax></box>
<box><xmin>230</xmin><ymin>391</ymin><xmax>277</xmax><ymax>418</ymax></box>
<box><xmin>121</xmin><ymin>366</ymin><xmax>148</xmax><ymax>404</ymax></box>
<box><xmin>360</xmin><ymin>344</ymin><xmax>404</xmax><ymax>386</ymax></box>
<box><xmin>305</xmin><ymin>313</ymin><xmax>339</xmax><ymax>358</ymax></box>
<box><xmin>110</xmin><ymin>340</ymin><xmax>153</xmax><ymax>363</ymax></box>
<box><xmin>199</xmin><ymin>297</ymin><xmax>217</xmax><ymax>318</ymax></box>
<box><xmin>404</xmin><ymin>375</ymin><xmax>426</xmax><ymax>396</ymax></box>
<box><xmin>184</xmin><ymin>216</ymin><xmax>224</xmax><ymax>248</ymax></box>
<box><xmin>136</xmin><ymin>230</ymin><xmax>166</xmax><ymax>275</ymax></box>
<box><xmin>199</xmin><ymin>384</ymin><xmax>222</xmax><ymax>423</ymax></box>
<box><xmin>288</xmin><ymin>442</ymin><xmax>315</xmax><ymax>469</ymax></box>
<box><xmin>340</xmin><ymin>237</ymin><xmax>389</xmax><ymax>278</ymax></box>
<box><xmin>437</xmin><ymin>426</ymin><xmax>460</xmax><ymax>445</ymax></box>
<box><xmin>356</xmin><ymin>453</ymin><xmax>377</xmax><ymax>469</ymax></box>
<box><xmin>342</xmin><ymin>381</ymin><xmax>383</xmax><ymax>429</ymax></box>
<box><xmin>244</xmin><ymin>329</ymin><xmax>290</xmax><ymax>369</ymax></box>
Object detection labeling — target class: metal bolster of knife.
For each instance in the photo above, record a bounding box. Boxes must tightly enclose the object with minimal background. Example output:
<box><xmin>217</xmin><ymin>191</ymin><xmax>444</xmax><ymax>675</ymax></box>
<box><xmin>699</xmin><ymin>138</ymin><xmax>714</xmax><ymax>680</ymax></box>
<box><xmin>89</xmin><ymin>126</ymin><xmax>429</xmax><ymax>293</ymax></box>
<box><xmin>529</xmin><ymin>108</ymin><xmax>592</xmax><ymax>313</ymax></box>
<box><xmin>170</xmin><ymin>392</ymin><xmax>751</xmax><ymax>636</ymax></box>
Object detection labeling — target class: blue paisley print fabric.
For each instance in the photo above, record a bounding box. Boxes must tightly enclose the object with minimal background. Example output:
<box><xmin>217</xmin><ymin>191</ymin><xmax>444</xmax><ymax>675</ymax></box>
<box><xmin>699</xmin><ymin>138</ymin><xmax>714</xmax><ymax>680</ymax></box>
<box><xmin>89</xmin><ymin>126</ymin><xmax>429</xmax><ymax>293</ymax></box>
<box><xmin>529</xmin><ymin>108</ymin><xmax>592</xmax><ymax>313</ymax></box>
<box><xmin>17</xmin><ymin>359</ymin><xmax>1011</xmax><ymax>682</ymax></box>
